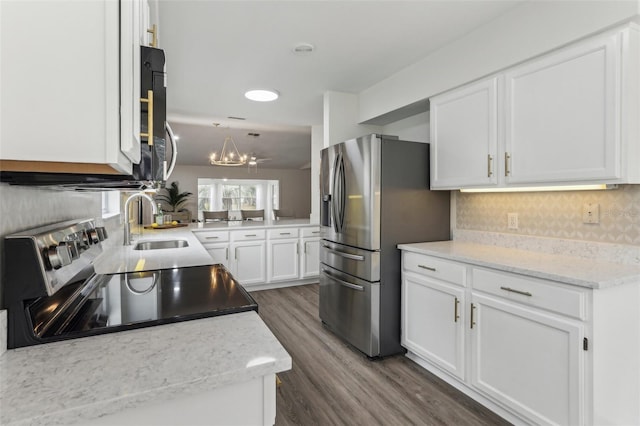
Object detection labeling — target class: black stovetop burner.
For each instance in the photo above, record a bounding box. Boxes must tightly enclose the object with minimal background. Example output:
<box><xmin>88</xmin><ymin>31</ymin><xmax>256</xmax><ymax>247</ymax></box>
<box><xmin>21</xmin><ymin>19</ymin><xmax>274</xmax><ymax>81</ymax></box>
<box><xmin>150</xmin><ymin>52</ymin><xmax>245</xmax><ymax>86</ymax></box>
<box><xmin>25</xmin><ymin>264</ymin><xmax>258</xmax><ymax>346</ymax></box>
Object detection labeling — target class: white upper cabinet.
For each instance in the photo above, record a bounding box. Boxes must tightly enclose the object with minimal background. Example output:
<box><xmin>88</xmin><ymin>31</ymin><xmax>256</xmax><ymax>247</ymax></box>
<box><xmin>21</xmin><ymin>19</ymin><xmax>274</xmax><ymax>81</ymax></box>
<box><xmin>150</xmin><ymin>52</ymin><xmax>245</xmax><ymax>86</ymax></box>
<box><xmin>0</xmin><ymin>0</ymin><xmax>150</xmax><ymax>174</ymax></box>
<box><xmin>430</xmin><ymin>77</ymin><xmax>499</xmax><ymax>189</ymax></box>
<box><xmin>430</xmin><ymin>23</ymin><xmax>640</xmax><ymax>190</ymax></box>
<box><xmin>504</xmin><ymin>33</ymin><xmax>620</xmax><ymax>184</ymax></box>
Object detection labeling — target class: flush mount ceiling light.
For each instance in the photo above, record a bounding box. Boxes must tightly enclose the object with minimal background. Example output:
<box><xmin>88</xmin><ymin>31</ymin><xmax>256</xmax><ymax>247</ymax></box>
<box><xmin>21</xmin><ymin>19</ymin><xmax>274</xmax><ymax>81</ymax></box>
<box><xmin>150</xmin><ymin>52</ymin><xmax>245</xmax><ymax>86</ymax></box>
<box><xmin>245</xmin><ymin>89</ymin><xmax>279</xmax><ymax>102</ymax></box>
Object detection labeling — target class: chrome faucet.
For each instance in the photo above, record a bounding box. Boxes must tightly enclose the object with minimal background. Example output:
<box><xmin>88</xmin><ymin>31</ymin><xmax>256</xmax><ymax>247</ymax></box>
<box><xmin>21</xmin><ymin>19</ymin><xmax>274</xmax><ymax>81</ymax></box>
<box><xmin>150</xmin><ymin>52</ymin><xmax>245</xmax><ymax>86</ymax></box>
<box><xmin>123</xmin><ymin>192</ymin><xmax>158</xmax><ymax>246</ymax></box>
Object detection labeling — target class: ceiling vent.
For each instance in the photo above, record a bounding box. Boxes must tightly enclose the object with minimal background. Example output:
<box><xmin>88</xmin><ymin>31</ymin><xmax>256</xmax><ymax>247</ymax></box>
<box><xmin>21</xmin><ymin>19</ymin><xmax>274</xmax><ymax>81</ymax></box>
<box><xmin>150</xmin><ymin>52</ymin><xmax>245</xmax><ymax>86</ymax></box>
<box><xmin>292</xmin><ymin>43</ymin><xmax>314</xmax><ymax>55</ymax></box>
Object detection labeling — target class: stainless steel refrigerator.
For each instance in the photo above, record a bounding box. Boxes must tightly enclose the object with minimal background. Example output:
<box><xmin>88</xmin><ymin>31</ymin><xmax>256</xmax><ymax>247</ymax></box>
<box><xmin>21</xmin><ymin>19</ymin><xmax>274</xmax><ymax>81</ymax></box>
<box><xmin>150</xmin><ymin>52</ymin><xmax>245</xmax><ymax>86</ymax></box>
<box><xmin>319</xmin><ymin>134</ymin><xmax>450</xmax><ymax>357</ymax></box>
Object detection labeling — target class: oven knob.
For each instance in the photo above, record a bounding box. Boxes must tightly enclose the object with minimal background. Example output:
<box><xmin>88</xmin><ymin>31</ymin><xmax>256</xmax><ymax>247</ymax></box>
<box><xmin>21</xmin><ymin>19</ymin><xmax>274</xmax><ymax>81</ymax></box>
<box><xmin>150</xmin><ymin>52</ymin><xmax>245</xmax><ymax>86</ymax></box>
<box><xmin>65</xmin><ymin>240</ymin><xmax>80</xmax><ymax>260</ymax></box>
<box><xmin>87</xmin><ymin>229</ymin><xmax>100</xmax><ymax>245</ymax></box>
<box><xmin>46</xmin><ymin>243</ymin><xmax>73</xmax><ymax>270</ymax></box>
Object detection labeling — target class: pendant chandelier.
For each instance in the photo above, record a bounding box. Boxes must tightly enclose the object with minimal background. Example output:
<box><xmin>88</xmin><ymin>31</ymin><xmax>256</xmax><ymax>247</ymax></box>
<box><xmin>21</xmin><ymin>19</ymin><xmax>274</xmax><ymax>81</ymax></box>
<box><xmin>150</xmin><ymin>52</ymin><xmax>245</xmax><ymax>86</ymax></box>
<box><xmin>209</xmin><ymin>136</ymin><xmax>248</xmax><ymax>166</ymax></box>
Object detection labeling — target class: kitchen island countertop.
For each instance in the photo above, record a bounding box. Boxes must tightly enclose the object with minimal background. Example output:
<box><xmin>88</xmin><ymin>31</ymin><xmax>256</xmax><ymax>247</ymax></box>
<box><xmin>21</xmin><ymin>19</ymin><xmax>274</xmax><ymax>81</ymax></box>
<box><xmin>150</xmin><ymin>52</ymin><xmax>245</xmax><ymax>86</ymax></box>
<box><xmin>398</xmin><ymin>240</ymin><xmax>640</xmax><ymax>289</ymax></box>
<box><xmin>0</xmin><ymin>311</ymin><xmax>291</xmax><ymax>426</ymax></box>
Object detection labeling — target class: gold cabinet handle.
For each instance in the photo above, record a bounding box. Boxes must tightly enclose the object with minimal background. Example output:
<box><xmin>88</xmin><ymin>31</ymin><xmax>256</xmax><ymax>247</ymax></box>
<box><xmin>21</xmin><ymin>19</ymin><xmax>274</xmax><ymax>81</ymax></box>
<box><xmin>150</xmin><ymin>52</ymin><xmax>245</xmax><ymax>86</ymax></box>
<box><xmin>505</xmin><ymin>152</ymin><xmax>511</xmax><ymax>176</ymax></box>
<box><xmin>454</xmin><ymin>297</ymin><xmax>460</xmax><ymax>322</ymax></box>
<box><xmin>147</xmin><ymin>24</ymin><xmax>157</xmax><ymax>47</ymax></box>
<box><xmin>487</xmin><ymin>154</ymin><xmax>493</xmax><ymax>177</ymax></box>
<box><xmin>140</xmin><ymin>90</ymin><xmax>154</xmax><ymax>146</ymax></box>
<box><xmin>225</xmin><ymin>247</ymin><xmax>228</xmax><ymax>260</ymax></box>
<box><xmin>296</xmin><ymin>242</ymin><xmax>299</xmax><ymax>255</ymax></box>
<box><xmin>500</xmin><ymin>286</ymin><xmax>532</xmax><ymax>297</ymax></box>
<box><xmin>304</xmin><ymin>241</ymin><xmax>308</xmax><ymax>254</ymax></box>
<box><xmin>470</xmin><ymin>303</ymin><xmax>476</xmax><ymax>329</ymax></box>
<box><xmin>418</xmin><ymin>264</ymin><xmax>436</xmax><ymax>272</ymax></box>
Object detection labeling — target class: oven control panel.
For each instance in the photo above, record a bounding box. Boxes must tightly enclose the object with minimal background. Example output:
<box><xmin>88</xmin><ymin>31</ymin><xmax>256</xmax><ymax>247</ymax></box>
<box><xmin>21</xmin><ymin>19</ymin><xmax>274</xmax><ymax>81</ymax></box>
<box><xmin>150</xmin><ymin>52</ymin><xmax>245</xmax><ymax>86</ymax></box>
<box><xmin>5</xmin><ymin>219</ymin><xmax>108</xmax><ymax>296</ymax></box>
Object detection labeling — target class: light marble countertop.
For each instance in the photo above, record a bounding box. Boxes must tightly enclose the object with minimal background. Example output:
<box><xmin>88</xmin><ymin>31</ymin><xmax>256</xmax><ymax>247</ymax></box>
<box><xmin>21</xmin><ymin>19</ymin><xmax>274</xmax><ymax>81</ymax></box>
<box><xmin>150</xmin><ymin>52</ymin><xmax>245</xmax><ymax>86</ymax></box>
<box><xmin>94</xmin><ymin>219</ymin><xmax>319</xmax><ymax>275</ymax></box>
<box><xmin>191</xmin><ymin>218</ymin><xmax>318</xmax><ymax>232</ymax></box>
<box><xmin>93</xmin><ymin>225</ymin><xmax>215</xmax><ymax>274</ymax></box>
<box><xmin>398</xmin><ymin>241</ymin><xmax>640</xmax><ymax>289</ymax></box>
<box><xmin>0</xmin><ymin>311</ymin><xmax>291</xmax><ymax>426</ymax></box>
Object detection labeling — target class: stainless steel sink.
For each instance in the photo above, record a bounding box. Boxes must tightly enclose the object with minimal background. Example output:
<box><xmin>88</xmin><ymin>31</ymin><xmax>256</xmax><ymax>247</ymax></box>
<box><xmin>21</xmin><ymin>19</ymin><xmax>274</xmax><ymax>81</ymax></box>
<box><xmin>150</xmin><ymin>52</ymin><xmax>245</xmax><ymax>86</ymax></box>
<box><xmin>133</xmin><ymin>239</ymin><xmax>189</xmax><ymax>250</ymax></box>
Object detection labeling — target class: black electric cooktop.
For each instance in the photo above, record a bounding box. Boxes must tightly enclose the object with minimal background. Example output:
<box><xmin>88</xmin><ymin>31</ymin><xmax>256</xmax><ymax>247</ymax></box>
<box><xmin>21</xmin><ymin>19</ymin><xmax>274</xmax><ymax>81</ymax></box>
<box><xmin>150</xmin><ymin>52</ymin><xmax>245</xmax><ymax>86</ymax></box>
<box><xmin>25</xmin><ymin>264</ymin><xmax>258</xmax><ymax>345</ymax></box>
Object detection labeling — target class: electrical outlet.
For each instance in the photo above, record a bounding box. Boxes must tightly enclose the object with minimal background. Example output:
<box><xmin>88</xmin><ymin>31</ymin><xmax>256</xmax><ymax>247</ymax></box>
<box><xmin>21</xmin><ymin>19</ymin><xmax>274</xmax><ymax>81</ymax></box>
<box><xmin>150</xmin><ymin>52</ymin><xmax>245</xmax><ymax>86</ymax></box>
<box><xmin>583</xmin><ymin>203</ymin><xmax>600</xmax><ymax>224</ymax></box>
<box><xmin>507</xmin><ymin>212</ymin><xmax>519</xmax><ymax>230</ymax></box>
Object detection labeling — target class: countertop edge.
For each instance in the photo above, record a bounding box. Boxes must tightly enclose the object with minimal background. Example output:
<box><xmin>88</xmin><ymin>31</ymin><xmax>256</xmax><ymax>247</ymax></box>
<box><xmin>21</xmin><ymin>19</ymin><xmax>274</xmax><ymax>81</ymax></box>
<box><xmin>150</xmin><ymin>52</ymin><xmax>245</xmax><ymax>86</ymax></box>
<box><xmin>397</xmin><ymin>242</ymin><xmax>640</xmax><ymax>290</ymax></box>
<box><xmin>0</xmin><ymin>312</ymin><xmax>292</xmax><ymax>426</ymax></box>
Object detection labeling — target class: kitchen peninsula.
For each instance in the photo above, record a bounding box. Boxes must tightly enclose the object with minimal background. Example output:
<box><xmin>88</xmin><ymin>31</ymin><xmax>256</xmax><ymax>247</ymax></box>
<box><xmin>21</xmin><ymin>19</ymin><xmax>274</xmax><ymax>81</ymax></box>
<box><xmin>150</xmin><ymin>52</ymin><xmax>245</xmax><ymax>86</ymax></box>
<box><xmin>0</xmin><ymin>218</ymin><xmax>314</xmax><ymax>425</ymax></box>
<box><xmin>95</xmin><ymin>218</ymin><xmax>320</xmax><ymax>290</ymax></box>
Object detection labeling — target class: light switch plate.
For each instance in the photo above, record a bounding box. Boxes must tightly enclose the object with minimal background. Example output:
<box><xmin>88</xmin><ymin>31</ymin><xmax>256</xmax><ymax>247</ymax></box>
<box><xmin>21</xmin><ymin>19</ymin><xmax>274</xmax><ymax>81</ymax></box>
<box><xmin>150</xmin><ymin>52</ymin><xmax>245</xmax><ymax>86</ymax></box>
<box><xmin>583</xmin><ymin>203</ymin><xmax>600</xmax><ymax>224</ymax></box>
<box><xmin>507</xmin><ymin>212</ymin><xmax>519</xmax><ymax>229</ymax></box>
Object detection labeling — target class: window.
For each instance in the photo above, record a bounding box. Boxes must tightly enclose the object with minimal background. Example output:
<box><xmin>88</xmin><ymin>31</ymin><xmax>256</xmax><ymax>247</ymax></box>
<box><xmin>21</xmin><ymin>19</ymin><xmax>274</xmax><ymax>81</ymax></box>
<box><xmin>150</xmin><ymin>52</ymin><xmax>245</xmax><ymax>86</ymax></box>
<box><xmin>101</xmin><ymin>191</ymin><xmax>121</xmax><ymax>218</ymax></box>
<box><xmin>198</xmin><ymin>178</ymin><xmax>279</xmax><ymax>220</ymax></box>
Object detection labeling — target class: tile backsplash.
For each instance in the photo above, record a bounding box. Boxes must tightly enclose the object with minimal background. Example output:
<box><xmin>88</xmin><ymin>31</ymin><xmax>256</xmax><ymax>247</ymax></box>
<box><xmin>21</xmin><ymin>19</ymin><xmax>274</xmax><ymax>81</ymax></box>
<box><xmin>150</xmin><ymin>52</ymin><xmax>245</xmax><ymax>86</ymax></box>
<box><xmin>456</xmin><ymin>184</ymin><xmax>640</xmax><ymax>245</ymax></box>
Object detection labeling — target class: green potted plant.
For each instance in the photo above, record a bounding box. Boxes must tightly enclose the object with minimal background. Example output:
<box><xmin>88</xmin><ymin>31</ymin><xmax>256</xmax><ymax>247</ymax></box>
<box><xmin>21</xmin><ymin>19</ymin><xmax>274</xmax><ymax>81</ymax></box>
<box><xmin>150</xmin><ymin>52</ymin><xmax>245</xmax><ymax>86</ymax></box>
<box><xmin>155</xmin><ymin>181</ymin><xmax>193</xmax><ymax>212</ymax></box>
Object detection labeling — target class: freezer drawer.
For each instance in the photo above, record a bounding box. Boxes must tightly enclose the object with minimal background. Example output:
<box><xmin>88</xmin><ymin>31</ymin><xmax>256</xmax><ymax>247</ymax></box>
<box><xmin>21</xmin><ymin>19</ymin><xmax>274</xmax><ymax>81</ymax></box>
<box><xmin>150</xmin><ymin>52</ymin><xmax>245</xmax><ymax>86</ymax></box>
<box><xmin>319</xmin><ymin>264</ymin><xmax>380</xmax><ymax>357</ymax></box>
<box><xmin>320</xmin><ymin>240</ymin><xmax>380</xmax><ymax>282</ymax></box>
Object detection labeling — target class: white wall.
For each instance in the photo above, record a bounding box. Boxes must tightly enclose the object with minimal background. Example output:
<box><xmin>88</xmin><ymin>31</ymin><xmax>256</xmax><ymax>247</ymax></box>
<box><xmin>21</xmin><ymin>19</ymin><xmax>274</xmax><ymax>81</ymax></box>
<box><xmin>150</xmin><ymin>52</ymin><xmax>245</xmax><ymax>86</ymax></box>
<box><xmin>323</xmin><ymin>91</ymin><xmax>381</xmax><ymax>145</ymax></box>
<box><xmin>359</xmin><ymin>0</ymin><xmax>640</xmax><ymax>122</ymax></box>
<box><xmin>168</xmin><ymin>165</ymin><xmax>311</xmax><ymax>220</ymax></box>
<box><xmin>381</xmin><ymin>112</ymin><xmax>429</xmax><ymax>143</ymax></box>
<box><xmin>310</xmin><ymin>125</ymin><xmax>323</xmax><ymax>223</ymax></box>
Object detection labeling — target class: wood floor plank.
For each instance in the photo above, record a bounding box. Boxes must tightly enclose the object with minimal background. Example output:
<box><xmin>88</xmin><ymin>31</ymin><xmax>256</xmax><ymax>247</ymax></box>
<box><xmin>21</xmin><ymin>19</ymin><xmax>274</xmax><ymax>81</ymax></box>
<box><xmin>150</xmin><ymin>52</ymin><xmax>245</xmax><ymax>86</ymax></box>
<box><xmin>251</xmin><ymin>284</ymin><xmax>511</xmax><ymax>426</ymax></box>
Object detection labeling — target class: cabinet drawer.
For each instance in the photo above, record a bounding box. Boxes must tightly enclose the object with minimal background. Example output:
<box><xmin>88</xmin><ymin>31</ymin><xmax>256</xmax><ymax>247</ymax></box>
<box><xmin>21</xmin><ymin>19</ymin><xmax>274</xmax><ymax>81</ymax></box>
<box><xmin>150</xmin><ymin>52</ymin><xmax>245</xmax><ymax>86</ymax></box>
<box><xmin>472</xmin><ymin>268</ymin><xmax>587</xmax><ymax>320</ymax></box>
<box><xmin>231</xmin><ymin>229</ymin><xmax>266</xmax><ymax>242</ymax></box>
<box><xmin>193</xmin><ymin>230</ymin><xmax>229</xmax><ymax>243</ymax></box>
<box><xmin>301</xmin><ymin>227</ymin><xmax>321</xmax><ymax>238</ymax></box>
<box><xmin>403</xmin><ymin>252</ymin><xmax>466</xmax><ymax>286</ymax></box>
<box><xmin>267</xmin><ymin>228</ymin><xmax>299</xmax><ymax>239</ymax></box>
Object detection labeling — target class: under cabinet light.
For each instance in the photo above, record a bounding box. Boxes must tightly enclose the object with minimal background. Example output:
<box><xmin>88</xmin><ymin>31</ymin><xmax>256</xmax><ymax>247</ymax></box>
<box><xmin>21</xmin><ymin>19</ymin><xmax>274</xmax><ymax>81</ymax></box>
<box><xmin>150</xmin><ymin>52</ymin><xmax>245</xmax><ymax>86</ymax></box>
<box><xmin>459</xmin><ymin>184</ymin><xmax>617</xmax><ymax>193</ymax></box>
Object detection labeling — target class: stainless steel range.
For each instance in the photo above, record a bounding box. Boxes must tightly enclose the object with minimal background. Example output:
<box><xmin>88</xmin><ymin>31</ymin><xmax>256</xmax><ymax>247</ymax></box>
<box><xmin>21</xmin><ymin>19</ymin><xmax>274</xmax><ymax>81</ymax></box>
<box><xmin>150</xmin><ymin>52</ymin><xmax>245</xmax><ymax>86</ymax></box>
<box><xmin>3</xmin><ymin>219</ymin><xmax>257</xmax><ymax>349</ymax></box>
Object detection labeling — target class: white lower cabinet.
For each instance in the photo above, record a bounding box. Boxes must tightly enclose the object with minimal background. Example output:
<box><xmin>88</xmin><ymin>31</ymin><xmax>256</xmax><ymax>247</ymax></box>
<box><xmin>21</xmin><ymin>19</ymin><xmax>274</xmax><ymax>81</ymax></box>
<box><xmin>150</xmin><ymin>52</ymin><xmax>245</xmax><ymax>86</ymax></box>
<box><xmin>470</xmin><ymin>293</ymin><xmax>584</xmax><ymax>425</ymax></box>
<box><xmin>193</xmin><ymin>225</ymin><xmax>320</xmax><ymax>289</ymax></box>
<box><xmin>268</xmin><ymin>238</ymin><xmax>299</xmax><ymax>282</ymax></box>
<box><xmin>401</xmin><ymin>250</ymin><xmax>593</xmax><ymax>425</ymax></box>
<box><xmin>300</xmin><ymin>237</ymin><xmax>320</xmax><ymax>278</ymax></box>
<box><xmin>402</xmin><ymin>273</ymin><xmax>465</xmax><ymax>380</ymax></box>
<box><xmin>204</xmin><ymin>243</ymin><xmax>230</xmax><ymax>269</ymax></box>
<box><xmin>232</xmin><ymin>241</ymin><xmax>266</xmax><ymax>286</ymax></box>
<box><xmin>194</xmin><ymin>226</ymin><xmax>320</xmax><ymax>289</ymax></box>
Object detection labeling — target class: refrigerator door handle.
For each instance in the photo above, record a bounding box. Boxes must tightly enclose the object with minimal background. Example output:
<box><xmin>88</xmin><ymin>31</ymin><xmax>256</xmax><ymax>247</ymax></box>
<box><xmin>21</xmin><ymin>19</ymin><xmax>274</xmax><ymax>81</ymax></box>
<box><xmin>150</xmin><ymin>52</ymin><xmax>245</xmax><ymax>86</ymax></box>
<box><xmin>331</xmin><ymin>152</ymin><xmax>346</xmax><ymax>233</ymax></box>
<box><xmin>322</xmin><ymin>244</ymin><xmax>365</xmax><ymax>261</ymax></box>
<box><xmin>322</xmin><ymin>268</ymin><xmax>364</xmax><ymax>291</ymax></box>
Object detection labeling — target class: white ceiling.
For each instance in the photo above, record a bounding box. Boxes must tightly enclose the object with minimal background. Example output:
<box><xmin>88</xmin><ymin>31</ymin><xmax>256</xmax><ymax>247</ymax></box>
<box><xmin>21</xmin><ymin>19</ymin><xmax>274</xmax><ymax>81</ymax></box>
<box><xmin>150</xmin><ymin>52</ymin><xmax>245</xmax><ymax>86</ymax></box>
<box><xmin>158</xmin><ymin>0</ymin><xmax>522</xmax><ymax>169</ymax></box>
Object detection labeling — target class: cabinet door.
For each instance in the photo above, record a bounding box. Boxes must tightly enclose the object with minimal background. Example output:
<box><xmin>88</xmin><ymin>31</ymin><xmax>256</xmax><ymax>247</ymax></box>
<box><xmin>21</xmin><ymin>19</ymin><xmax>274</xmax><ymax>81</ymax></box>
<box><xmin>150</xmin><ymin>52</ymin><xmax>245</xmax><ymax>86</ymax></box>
<box><xmin>300</xmin><ymin>238</ymin><xmax>320</xmax><ymax>278</ymax></box>
<box><xmin>0</xmin><ymin>0</ymin><xmax>140</xmax><ymax>173</ymax></box>
<box><xmin>430</xmin><ymin>77</ymin><xmax>499</xmax><ymax>189</ymax></box>
<box><xmin>504</xmin><ymin>33</ymin><xmax>620</xmax><ymax>184</ymax></box>
<box><xmin>402</xmin><ymin>274</ymin><xmax>465</xmax><ymax>380</ymax></box>
<box><xmin>470</xmin><ymin>293</ymin><xmax>584</xmax><ymax>426</ymax></box>
<box><xmin>232</xmin><ymin>241</ymin><xmax>266</xmax><ymax>286</ymax></box>
<box><xmin>268</xmin><ymin>239</ymin><xmax>299</xmax><ymax>282</ymax></box>
<box><xmin>204</xmin><ymin>243</ymin><xmax>230</xmax><ymax>269</ymax></box>
<box><xmin>120</xmin><ymin>0</ymin><xmax>144</xmax><ymax>164</ymax></box>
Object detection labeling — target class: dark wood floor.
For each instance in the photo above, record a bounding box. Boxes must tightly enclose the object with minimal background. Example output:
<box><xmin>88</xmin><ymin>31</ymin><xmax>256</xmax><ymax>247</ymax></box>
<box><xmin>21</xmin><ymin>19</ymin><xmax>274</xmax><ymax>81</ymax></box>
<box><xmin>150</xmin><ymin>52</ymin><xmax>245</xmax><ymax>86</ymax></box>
<box><xmin>251</xmin><ymin>284</ymin><xmax>511</xmax><ymax>426</ymax></box>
